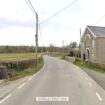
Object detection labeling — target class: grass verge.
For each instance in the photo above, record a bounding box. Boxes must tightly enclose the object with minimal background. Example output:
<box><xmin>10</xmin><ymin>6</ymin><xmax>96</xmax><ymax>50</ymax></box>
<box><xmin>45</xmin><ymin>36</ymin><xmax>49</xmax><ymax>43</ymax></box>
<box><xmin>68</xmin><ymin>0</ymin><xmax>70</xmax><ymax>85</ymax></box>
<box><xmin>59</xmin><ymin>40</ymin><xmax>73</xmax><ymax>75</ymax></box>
<box><xmin>60</xmin><ymin>55</ymin><xmax>65</xmax><ymax>60</ymax></box>
<box><xmin>74</xmin><ymin>58</ymin><xmax>105</xmax><ymax>73</ymax></box>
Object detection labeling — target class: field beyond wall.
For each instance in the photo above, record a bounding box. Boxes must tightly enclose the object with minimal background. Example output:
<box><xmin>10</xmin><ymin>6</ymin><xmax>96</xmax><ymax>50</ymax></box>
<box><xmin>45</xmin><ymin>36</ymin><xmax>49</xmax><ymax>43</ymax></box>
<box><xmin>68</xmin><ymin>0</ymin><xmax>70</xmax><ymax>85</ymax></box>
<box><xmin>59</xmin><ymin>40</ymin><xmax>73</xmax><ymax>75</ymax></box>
<box><xmin>0</xmin><ymin>53</ymin><xmax>42</xmax><ymax>61</ymax></box>
<box><xmin>0</xmin><ymin>53</ymin><xmax>44</xmax><ymax>80</ymax></box>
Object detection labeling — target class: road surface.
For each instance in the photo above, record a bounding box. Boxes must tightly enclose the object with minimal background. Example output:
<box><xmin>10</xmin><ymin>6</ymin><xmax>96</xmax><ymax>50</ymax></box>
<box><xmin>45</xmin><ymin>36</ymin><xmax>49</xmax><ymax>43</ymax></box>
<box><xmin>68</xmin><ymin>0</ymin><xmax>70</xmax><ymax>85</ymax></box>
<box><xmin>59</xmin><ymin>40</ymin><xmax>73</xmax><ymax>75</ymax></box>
<box><xmin>0</xmin><ymin>55</ymin><xmax>105</xmax><ymax>105</ymax></box>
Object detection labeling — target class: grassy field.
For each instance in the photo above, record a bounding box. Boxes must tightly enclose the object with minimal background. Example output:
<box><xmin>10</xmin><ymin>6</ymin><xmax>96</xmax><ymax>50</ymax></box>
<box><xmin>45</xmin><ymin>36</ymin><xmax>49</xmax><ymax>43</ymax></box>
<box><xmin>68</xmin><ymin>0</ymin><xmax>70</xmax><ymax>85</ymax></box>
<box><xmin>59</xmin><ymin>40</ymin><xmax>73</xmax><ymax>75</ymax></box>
<box><xmin>0</xmin><ymin>53</ymin><xmax>42</xmax><ymax>60</ymax></box>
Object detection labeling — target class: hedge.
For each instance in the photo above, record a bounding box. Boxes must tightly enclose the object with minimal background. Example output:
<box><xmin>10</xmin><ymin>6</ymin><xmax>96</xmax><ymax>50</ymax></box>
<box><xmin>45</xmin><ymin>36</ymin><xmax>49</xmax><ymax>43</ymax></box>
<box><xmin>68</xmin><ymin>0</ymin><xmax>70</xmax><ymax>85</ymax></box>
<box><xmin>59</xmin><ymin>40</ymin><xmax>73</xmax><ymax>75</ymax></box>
<box><xmin>0</xmin><ymin>57</ymin><xmax>43</xmax><ymax>79</ymax></box>
<box><xmin>0</xmin><ymin>58</ymin><xmax>37</xmax><ymax>71</ymax></box>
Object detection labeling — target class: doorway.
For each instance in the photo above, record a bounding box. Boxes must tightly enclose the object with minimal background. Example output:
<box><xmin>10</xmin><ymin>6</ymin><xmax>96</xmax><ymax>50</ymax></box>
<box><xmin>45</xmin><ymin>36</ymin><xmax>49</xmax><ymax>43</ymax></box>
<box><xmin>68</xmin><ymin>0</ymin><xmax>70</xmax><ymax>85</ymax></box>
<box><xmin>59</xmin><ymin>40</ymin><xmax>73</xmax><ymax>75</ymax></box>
<box><xmin>87</xmin><ymin>49</ymin><xmax>90</xmax><ymax>60</ymax></box>
<box><xmin>83</xmin><ymin>53</ymin><xmax>86</xmax><ymax>61</ymax></box>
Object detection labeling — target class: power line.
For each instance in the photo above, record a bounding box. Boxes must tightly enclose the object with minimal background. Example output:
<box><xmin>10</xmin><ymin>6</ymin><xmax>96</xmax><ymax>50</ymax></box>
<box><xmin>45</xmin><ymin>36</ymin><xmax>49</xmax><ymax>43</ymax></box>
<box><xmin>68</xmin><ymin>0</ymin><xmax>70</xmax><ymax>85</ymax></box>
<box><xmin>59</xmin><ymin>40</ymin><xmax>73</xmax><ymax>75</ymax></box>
<box><xmin>39</xmin><ymin>19</ymin><xmax>48</xmax><ymax>52</ymax></box>
<box><xmin>38</xmin><ymin>22</ymin><xmax>45</xmax><ymax>47</ymax></box>
<box><xmin>95</xmin><ymin>14</ymin><xmax>105</xmax><ymax>25</ymax></box>
<box><xmin>25</xmin><ymin>0</ymin><xmax>78</xmax><ymax>47</ymax></box>
<box><xmin>25</xmin><ymin>0</ymin><xmax>36</xmax><ymax>15</ymax></box>
<box><xmin>25</xmin><ymin>0</ymin><xmax>39</xmax><ymax>64</ymax></box>
<box><xmin>40</xmin><ymin>0</ymin><xmax>79</xmax><ymax>24</ymax></box>
<box><xmin>25</xmin><ymin>0</ymin><xmax>45</xmax><ymax>48</ymax></box>
<box><xmin>38</xmin><ymin>23</ymin><xmax>47</xmax><ymax>52</ymax></box>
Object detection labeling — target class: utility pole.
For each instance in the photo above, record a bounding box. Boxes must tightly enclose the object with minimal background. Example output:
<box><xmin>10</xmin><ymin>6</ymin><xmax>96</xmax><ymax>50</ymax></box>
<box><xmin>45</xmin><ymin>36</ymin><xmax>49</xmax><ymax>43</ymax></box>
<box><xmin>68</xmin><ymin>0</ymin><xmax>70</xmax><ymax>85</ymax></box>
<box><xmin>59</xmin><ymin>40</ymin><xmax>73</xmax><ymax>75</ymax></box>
<box><xmin>25</xmin><ymin>0</ymin><xmax>39</xmax><ymax>65</ymax></box>
<box><xmin>35</xmin><ymin>12</ymin><xmax>38</xmax><ymax>65</ymax></box>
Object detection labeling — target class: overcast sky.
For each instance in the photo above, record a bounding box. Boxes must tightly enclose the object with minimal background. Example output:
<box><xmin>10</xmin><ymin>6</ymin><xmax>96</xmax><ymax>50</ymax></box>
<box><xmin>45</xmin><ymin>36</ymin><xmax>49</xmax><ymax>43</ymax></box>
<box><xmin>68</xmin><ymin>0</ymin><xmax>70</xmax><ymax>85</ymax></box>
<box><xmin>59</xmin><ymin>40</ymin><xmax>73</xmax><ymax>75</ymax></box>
<box><xmin>0</xmin><ymin>0</ymin><xmax>105</xmax><ymax>46</ymax></box>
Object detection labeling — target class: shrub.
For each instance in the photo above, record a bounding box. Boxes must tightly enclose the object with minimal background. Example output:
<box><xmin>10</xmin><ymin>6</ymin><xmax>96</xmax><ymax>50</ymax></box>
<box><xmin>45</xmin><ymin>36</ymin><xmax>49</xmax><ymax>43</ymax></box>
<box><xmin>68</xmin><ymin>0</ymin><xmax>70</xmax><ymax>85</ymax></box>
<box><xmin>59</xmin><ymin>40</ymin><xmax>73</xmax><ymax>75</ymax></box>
<box><xmin>68</xmin><ymin>50</ymin><xmax>75</xmax><ymax>57</ymax></box>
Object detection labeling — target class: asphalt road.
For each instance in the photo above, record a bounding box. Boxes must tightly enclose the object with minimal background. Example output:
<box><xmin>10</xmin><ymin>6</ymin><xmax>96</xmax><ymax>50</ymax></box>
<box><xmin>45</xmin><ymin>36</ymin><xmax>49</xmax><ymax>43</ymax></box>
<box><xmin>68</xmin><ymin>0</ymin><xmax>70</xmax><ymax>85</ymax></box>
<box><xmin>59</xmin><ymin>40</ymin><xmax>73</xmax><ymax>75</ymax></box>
<box><xmin>0</xmin><ymin>55</ymin><xmax>105</xmax><ymax>105</ymax></box>
<box><xmin>83</xmin><ymin>68</ymin><xmax>105</xmax><ymax>90</ymax></box>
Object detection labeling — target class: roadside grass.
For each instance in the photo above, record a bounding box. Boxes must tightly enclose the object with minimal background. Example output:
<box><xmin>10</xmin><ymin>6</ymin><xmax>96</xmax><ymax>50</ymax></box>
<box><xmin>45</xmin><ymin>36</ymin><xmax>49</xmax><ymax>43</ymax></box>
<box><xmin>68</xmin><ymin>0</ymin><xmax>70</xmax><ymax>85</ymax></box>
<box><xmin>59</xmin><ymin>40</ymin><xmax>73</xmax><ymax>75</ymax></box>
<box><xmin>60</xmin><ymin>55</ymin><xmax>65</xmax><ymax>60</ymax></box>
<box><xmin>74</xmin><ymin>58</ymin><xmax>105</xmax><ymax>73</ymax></box>
<box><xmin>7</xmin><ymin>57</ymin><xmax>44</xmax><ymax>80</ymax></box>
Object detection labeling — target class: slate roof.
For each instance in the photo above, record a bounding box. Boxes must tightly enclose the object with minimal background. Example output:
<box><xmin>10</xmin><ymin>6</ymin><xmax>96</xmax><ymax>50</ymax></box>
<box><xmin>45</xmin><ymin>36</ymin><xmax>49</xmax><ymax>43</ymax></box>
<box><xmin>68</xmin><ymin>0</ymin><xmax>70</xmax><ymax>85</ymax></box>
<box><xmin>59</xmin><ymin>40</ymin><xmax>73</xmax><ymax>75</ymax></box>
<box><xmin>88</xmin><ymin>26</ymin><xmax>105</xmax><ymax>37</ymax></box>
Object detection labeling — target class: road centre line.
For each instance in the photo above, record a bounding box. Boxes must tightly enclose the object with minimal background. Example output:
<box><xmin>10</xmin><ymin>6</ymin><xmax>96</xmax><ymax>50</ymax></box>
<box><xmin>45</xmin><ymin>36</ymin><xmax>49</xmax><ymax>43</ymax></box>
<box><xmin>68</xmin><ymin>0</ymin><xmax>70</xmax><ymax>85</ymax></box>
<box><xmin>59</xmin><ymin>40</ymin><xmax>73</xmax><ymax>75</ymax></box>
<box><xmin>18</xmin><ymin>83</ymin><xmax>26</xmax><ymax>89</ymax></box>
<box><xmin>96</xmin><ymin>92</ymin><xmax>103</xmax><ymax>101</ymax></box>
<box><xmin>0</xmin><ymin>94</ymin><xmax>11</xmax><ymax>104</ymax></box>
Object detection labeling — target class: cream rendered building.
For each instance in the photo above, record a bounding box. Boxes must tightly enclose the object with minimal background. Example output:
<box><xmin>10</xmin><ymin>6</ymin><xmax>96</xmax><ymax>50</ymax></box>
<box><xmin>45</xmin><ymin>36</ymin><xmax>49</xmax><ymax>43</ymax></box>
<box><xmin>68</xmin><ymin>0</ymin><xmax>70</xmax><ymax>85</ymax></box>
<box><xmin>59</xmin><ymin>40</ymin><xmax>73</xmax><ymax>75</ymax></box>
<box><xmin>81</xmin><ymin>26</ymin><xmax>105</xmax><ymax>63</ymax></box>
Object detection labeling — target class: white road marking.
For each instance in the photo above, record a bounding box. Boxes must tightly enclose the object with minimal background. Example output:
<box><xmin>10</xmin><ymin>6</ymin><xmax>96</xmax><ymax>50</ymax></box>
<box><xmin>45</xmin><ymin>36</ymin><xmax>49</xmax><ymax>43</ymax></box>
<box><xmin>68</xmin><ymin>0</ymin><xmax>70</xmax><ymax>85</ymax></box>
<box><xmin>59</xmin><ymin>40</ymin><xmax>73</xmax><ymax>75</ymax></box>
<box><xmin>28</xmin><ymin>77</ymin><xmax>33</xmax><ymax>81</ymax></box>
<box><xmin>89</xmin><ymin>82</ymin><xmax>93</xmax><ymax>87</ymax></box>
<box><xmin>85</xmin><ymin>77</ymin><xmax>89</xmax><ymax>81</ymax></box>
<box><xmin>96</xmin><ymin>92</ymin><xmax>103</xmax><ymax>101</ymax></box>
<box><xmin>33</xmin><ymin>69</ymin><xmax>42</xmax><ymax>78</ymax></box>
<box><xmin>18</xmin><ymin>83</ymin><xmax>25</xmax><ymax>89</ymax></box>
<box><xmin>0</xmin><ymin>94</ymin><xmax>11</xmax><ymax>104</ymax></box>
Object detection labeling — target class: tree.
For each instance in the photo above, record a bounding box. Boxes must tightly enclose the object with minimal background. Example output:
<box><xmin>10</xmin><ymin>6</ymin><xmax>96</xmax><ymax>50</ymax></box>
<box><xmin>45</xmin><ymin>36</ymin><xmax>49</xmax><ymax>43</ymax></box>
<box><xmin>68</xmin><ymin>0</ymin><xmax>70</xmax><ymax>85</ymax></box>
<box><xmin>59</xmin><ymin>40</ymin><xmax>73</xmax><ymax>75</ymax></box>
<box><xmin>70</xmin><ymin>41</ymin><xmax>77</xmax><ymax>48</ymax></box>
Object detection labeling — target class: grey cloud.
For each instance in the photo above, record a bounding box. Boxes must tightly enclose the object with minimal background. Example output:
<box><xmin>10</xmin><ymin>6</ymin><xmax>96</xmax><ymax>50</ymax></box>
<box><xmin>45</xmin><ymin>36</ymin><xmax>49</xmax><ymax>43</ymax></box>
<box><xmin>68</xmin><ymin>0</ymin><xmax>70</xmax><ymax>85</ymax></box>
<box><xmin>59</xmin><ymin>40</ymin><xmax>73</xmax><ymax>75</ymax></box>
<box><xmin>0</xmin><ymin>17</ymin><xmax>35</xmax><ymax>29</ymax></box>
<box><xmin>40</xmin><ymin>21</ymin><xmax>71</xmax><ymax>32</ymax></box>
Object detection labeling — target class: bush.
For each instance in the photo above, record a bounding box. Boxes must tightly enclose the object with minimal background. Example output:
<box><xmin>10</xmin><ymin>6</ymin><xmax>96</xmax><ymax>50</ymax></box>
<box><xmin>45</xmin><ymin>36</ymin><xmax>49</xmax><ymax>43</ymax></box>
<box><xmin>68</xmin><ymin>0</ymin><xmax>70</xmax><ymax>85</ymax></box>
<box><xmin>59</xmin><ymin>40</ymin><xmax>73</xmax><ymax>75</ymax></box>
<box><xmin>68</xmin><ymin>50</ymin><xmax>75</xmax><ymax>57</ymax></box>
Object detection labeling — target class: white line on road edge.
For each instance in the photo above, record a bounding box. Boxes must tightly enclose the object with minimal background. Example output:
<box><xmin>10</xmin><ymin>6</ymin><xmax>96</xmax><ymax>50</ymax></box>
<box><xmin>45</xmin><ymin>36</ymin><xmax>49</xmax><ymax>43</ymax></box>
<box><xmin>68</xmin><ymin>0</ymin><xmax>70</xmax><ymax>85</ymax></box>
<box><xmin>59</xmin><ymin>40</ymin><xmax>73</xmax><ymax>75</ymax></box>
<box><xmin>85</xmin><ymin>77</ymin><xmax>89</xmax><ymax>81</ymax></box>
<box><xmin>89</xmin><ymin>82</ymin><xmax>93</xmax><ymax>87</ymax></box>
<box><xmin>0</xmin><ymin>94</ymin><xmax>11</xmax><ymax>104</ymax></box>
<box><xmin>18</xmin><ymin>83</ymin><xmax>25</xmax><ymax>89</ymax></box>
<box><xmin>96</xmin><ymin>92</ymin><xmax>103</xmax><ymax>101</ymax></box>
